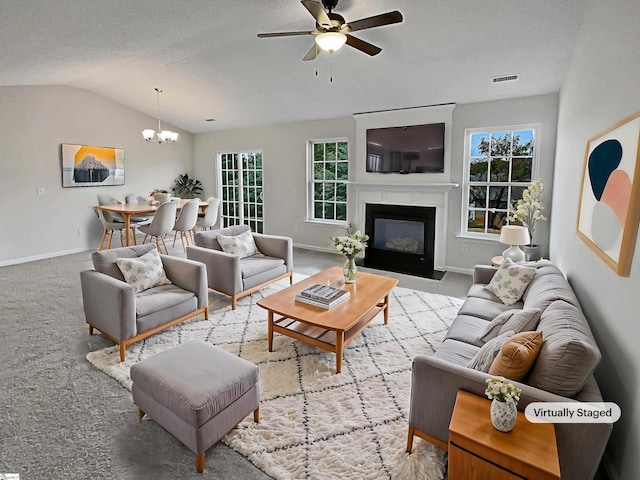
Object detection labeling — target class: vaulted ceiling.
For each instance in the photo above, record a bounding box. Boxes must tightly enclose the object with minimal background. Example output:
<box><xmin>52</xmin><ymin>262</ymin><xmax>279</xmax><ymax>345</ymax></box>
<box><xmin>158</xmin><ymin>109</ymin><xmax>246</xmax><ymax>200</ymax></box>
<box><xmin>1</xmin><ymin>0</ymin><xmax>586</xmax><ymax>133</ymax></box>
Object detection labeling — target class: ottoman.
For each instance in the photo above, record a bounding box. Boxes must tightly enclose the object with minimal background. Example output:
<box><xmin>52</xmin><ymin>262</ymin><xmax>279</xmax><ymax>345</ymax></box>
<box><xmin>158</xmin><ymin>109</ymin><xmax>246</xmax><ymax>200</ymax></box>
<box><xmin>130</xmin><ymin>339</ymin><xmax>260</xmax><ymax>473</ymax></box>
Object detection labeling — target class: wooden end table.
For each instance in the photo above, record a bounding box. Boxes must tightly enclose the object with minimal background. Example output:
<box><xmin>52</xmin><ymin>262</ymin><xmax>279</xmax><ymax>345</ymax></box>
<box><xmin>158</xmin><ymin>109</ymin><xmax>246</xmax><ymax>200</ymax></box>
<box><xmin>448</xmin><ymin>390</ymin><xmax>560</xmax><ymax>480</ymax></box>
<box><xmin>256</xmin><ymin>267</ymin><xmax>398</xmax><ymax>373</ymax></box>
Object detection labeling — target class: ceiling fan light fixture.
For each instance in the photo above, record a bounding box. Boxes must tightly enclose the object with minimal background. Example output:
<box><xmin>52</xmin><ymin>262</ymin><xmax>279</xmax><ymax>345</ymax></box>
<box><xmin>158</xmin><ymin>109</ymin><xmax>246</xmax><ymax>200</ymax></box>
<box><xmin>315</xmin><ymin>32</ymin><xmax>347</xmax><ymax>53</ymax></box>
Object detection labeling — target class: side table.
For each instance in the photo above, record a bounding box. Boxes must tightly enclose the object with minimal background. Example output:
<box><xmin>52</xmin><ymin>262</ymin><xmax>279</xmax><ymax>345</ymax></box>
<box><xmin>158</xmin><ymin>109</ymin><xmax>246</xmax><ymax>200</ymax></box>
<box><xmin>491</xmin><ymin>255</ymin><xmax>504</xmax><ymax>266</ymax></box>
<box><xmin>448</xmin><ymin>390</ymin><xmax>560</xmax><ymax>480</ymax></box>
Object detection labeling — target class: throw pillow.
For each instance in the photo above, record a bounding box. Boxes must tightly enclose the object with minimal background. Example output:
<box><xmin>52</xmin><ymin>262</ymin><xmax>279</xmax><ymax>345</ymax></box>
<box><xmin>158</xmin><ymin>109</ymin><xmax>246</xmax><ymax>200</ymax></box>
<box><xmin>484</xmin><ymin>258</ymin><xmax>536</xmax><ymax>306</ymax></box>
<box><xmin>115</xmin><ymin>249</ymin><xmax>172</xmax><ymax>293</ymax></box>
<box><xmin>217</xmin><ymin>230</ymin><xmax>260</xmax><ymax>259</ymax></box>
<box><xmin>480</xmin><ymin>308</ymin><xmax>542</xmax><ymax>342</ymax></box>
<box><xmin>489</xmin><ymin>331</ymin><xmax>544</xmax><ymax>381</ymax></box>
<box><xmin>467</xmin><ymin>330</ymin><xmax>515</xmax><ymax>373</ymax></box>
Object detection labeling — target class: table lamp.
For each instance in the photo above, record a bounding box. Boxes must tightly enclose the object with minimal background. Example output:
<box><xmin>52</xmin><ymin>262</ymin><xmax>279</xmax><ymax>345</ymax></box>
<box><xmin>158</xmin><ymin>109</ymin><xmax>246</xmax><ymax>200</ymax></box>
<box><xmin>499</xmin><ymin>225</ymin><xmax>530</xmax><ymax>263</ymax></box>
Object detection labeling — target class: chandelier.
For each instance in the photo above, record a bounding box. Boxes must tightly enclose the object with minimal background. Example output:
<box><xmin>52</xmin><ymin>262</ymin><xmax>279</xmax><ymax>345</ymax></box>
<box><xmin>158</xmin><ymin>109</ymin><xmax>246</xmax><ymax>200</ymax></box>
<box><xmin>142</xmin><ymin>88</ymin><xmax>179</xmax><ymax>144</ymax></box>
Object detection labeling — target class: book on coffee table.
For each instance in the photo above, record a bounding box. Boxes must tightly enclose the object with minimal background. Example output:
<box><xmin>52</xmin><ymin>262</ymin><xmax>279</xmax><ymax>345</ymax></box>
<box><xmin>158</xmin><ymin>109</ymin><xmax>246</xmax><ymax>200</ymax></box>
<box><xmin>295</xmin><ymin>284</ymin><xmax>350</xmax><ymax>309</ymax></box>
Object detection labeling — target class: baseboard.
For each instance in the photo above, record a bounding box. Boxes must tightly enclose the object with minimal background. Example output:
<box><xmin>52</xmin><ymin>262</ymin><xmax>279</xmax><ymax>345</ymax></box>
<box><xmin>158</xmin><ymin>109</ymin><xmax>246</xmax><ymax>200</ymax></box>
<box><xmin>0</xmin><ymin>247</ymin><xmax>92</xmax><ymax>267</ymax></box>
<box><xmin>442</xmin><ymin>265</ymin><xmax>474</xmax><ymax>276</ymax></box>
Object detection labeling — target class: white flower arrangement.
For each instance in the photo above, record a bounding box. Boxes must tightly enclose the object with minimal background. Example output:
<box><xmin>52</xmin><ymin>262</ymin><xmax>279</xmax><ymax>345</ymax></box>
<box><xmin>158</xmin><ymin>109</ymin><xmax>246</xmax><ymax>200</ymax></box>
<box><xmin>507</xmin><ymin>178</ymin><xmax>546</xmax><ymax>245</ymax></box>
<box><xmin>331</xmin><ymin>230</ymin><xmax>369</xmax><ymax>259</ymax></box>
<box><xmin>485</xmin><ymin>377</ymin><xmax>522</xmax><ymax>404</ymax></box>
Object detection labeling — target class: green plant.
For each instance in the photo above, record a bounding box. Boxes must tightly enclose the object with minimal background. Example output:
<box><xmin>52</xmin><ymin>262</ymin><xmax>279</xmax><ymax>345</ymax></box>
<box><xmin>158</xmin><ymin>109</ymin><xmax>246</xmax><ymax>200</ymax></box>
<box><xmin>485</xmin><ymin>377</ymin><xmax>522</xmax><ymax>404</ymax></box>
<box><xmin>172</xmin><ymin>173</ymin><xmax>203</xmax><ymax>199</ymax></box>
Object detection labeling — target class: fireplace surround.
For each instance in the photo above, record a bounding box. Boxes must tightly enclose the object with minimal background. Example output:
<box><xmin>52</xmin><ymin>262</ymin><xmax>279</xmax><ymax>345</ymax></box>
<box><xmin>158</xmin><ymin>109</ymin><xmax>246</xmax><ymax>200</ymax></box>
<box><xmin>362</xmin><ymin>203</ymin><xmax>444</xmax><ymax>279</ymax></box>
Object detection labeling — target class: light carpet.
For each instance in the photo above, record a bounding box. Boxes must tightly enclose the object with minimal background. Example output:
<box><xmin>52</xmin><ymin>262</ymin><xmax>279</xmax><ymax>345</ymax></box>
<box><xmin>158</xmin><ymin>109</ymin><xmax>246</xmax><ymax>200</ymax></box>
<box><xmin>86</xmin><ymin>274</ymin><xmax>463</xmax><ymax>480</ymax></box>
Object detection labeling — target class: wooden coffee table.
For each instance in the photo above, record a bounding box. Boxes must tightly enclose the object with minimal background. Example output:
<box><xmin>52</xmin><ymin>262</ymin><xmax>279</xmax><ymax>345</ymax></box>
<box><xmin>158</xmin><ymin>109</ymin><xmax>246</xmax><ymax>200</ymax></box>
<box><xmin>257</xmin><ymin>267</ymin><xmax>398</xmax><ymax>373</ymax></box>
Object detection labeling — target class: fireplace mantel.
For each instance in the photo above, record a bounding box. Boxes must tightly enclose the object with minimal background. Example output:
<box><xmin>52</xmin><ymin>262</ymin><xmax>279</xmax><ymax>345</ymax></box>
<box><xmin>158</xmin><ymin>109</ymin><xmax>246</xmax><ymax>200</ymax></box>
<box><xmin>352</xmin><ymin>182</ymin><xmax>458</xmax><ymax>272</ymax></box>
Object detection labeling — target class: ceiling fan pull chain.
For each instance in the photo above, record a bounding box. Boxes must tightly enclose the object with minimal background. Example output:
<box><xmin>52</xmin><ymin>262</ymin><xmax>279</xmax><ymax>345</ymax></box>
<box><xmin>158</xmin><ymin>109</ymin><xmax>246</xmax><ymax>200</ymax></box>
<box><xmin>330</xmin><ymin>62</ymin><xmax>333</xmax><ymax>83</ymax></box>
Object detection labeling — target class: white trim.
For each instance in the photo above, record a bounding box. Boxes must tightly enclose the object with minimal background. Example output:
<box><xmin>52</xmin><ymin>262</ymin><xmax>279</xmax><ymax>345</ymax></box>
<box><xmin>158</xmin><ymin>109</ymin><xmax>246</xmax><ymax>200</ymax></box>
<box><xmin>0</xmin><ymin>247</ymin><xmax>91</xmax><ymax>267</ymax></box>
<box><xmin>306</xmin><ymin>137</ymin><xmax>350</xmax><ymax>222</ymax></box>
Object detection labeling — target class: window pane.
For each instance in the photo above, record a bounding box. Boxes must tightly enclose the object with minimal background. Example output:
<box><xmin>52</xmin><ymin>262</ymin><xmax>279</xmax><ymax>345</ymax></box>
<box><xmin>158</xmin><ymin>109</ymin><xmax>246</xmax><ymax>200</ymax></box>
<box><xmin>510</xmin><ymin>185</ymin><xmax>527</xmax><ymax>204</ymax></box>
<box><xmin>513</xmin><ymin>130</ymin><xmax>534</xmax><ymax>156</ymax></box>
<box><xmin>326</xmin><ymin>142</ymin><xmax>336</xmax><ymax>161</ymax></box>
<box><xmin>325</xmin><ymin>162</ymin><xmax>336</xmax><ymax>180</ymax></box>
<box><xmin>337</xmin><ymin>161</ymin><xmax>348</xmax><ymax>180</ymax></box>
<box><xmin>314</xmin><ymin>202</ymin><xmax>324</xmax><ymax>218</ymax></box>
<box><xmin>336</xmin><ymin>203</ymin><xmax>347</xmax><ymax>220</ymax></box>
<box><xmin>314</xmin><ymin>143</ymin><xmax>324</xmax><ymax>162</ymax></box>
<box><xmin>336</xmin><ymin>184</ymin><xmax>347</xmax><ymax>201</ymax></box>
<box><xmin>314</xmin><ymin>163</ymin><xmax>324</xmax><ymax>180</ymax></box>
<box><xmin>511</xmin><ymin>158</ymin><xmax>532</xmax><ymax>182</ymax></box>
<box><xmin>324</xmin><ymin>203</ymin><xmax>335</xmax><ymax>219</ymax></box>
<box><xmin>337</xmin><ymin>142</ymin><xmax>348</xmax><ymax>160</ymax></box>
<box><xmin>491</xmin><ymin>132</ymin><xmax>512</xmax><ymax>156</ymax></box>
<box><xmin>468</xmin><ymin>210</ymin><xmax>486</xmax><ymax>232</ymax></box>
<box><xmin>323</xmin><ymin>183</ymin><xmax>335</xmax><ymax>200</ymax></box>
<box><xmin>470</xmin><ymin>158</ymin><xmax>488</xmax><ymax>181</ymax></box>
<box><xmin>489</xmin><ymin>185</ymin><xmax>509</xmax><ymax>210</ymax></box>
<box><xmin>469</xmin><ymin>186</ymin><xmax>487</xmax><ymax>208</ymax></box>
<box><xmin>314</xmin><ymin>183</ymin><xmax>323</xmax><ymax>200</ymax></box>
<box><xmin>490</xmin><ymin>158</ymin><xmax>509</xmax><ymax>182</ymax></box>
<box><xmin>471</xmin><ymin>133</ymin><xmax>490</xmax><ymax>156</ymax></box>
<box><xmin>488</xmin><ymin>212</ymin><xmax>508</xmax><ymax>234</ymax></box>
<box><xmin>255</xmin><ymin>153</ymin><xmax>263</xmax><ymax>169</ymax></box>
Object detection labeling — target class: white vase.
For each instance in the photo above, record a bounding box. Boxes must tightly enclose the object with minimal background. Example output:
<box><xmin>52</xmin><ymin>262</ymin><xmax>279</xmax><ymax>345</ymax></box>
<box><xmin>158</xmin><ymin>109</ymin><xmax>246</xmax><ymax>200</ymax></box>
<box><xmin>490</xmin><ymin>399</ymin><xmax>517</xmax><ymax>432</ymax></box>
<box><xmin>343</xmin><ymin>257</ymin><xmax>357</xmax><ymax>283</ymax></box>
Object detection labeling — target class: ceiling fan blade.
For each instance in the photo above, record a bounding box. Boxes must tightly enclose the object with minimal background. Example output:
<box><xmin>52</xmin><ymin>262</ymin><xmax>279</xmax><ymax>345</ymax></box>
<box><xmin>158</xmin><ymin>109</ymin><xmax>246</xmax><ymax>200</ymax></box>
<box><xmin>343</xmin><ymin>11</ymin><xmax>403</xmax><ymax>33</ymax></box>
<box><xmin>258</xmin><ymin>31</ymin><xmax>317</xmax><ymax>38</ymax></box>
<box><xmin>345</xmin><ymin>34</ymin><xmax>382</xmax><ymax>56</ymax></box>
<box><xmin>301</xmin><ymin>0</ymin><xmax>332</xmax><ymax>29</ymax></box>
<box><xmin>303</xmin><ymin>44</ymin><xmax>320</xmax><ymax>61</ymax></box>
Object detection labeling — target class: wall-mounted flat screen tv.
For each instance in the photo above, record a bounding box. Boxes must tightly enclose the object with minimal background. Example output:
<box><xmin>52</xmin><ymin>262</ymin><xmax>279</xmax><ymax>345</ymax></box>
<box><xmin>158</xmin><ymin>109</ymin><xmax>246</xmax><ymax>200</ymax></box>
<box><xmin>366</xmin><ymin>122</ymin><xmax>445</xmax><ymax>173</ymax></box>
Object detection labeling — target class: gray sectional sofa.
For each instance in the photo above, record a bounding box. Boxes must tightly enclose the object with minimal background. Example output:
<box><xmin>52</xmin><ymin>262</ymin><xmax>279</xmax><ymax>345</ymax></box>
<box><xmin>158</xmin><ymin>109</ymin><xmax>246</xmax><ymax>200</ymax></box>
<box><xmin>407</xmin><ymin>260</ymin><xmax>613</xmax><ymax>480</ymax></box>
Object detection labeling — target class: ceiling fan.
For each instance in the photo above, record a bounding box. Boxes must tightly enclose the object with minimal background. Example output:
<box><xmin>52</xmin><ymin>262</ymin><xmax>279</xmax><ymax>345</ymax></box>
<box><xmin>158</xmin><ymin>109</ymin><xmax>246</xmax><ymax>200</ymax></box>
<box><xmin>257</xmin><ymin>0</ymin><xmax>403</xmax><ymax>61</ymax></box>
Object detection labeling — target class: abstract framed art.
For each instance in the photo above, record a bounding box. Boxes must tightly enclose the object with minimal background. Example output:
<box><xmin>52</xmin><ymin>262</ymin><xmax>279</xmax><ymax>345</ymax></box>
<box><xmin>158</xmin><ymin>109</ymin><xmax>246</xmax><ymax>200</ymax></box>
<box><xmin>61</xmin><ymin>144</ymin><xmax>125</xmax><ymax>187</ymax></box>
<box><xmin>577</xmin><ymin>111</ymin><xmax>640</xmax><ymax>276</ymax></box>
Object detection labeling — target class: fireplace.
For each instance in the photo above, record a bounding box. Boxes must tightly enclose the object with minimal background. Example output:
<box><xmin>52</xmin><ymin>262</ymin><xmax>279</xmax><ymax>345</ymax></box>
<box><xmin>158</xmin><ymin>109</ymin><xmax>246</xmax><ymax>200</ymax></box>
<box><xmin>361</xmin><ymin>203</ymin><xmax>444</xmax><ymax>279</ymax></box>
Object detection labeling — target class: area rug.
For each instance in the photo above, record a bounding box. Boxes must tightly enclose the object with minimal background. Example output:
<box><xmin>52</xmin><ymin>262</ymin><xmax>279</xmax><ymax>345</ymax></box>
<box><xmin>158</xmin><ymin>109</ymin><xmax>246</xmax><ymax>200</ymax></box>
<box><xmin>86</xmin><ymin>274</ymin><xmax>463</xmax><ymax>480</ymax></box>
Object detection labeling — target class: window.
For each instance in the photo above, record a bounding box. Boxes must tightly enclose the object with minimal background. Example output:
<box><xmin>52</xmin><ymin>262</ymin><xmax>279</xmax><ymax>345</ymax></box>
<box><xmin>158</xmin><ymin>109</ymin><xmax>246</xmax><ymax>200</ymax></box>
<box><xmin>462</xmin><ymin>125</ymin><xmax>539</xmax><ymax>237</ymax></box>
<box><xmin>308</xmin><ymin>139</ymin><xmax>349</xmax><ymax>223</ymax></box>
<box><xmin>218</xmin><ymin>151</ymin><xmax>263</xmax><ymax>233</ymax></box>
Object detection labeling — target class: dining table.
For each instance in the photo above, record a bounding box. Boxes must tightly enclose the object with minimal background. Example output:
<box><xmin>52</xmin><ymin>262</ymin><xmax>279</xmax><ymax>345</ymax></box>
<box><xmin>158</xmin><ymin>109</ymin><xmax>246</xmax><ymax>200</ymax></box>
<box><xmin>93</xmin><ymin>198</ymin><xmax>209</xmax><ymax>246</ymax></box>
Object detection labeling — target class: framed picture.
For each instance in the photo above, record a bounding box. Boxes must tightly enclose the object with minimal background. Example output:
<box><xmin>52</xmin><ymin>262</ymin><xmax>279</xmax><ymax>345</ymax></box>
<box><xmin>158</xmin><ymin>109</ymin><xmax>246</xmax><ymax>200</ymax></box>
<box><xmin>577</xmin><ymin>111</ymin><xmax>640</xmax><ymax>276</ymax></box>
<box><xmin>61</xmin><ymin>144</ymin><xmax>124</xmax><ymax>187</ymax></box>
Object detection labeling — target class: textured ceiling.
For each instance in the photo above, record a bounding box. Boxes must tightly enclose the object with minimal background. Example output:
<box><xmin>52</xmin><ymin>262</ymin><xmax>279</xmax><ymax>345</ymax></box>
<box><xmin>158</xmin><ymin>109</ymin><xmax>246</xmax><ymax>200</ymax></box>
<box><xmin>1</xmin><ymin>0</ymin><xmax>586</xmax><ymax>133</ymax></box>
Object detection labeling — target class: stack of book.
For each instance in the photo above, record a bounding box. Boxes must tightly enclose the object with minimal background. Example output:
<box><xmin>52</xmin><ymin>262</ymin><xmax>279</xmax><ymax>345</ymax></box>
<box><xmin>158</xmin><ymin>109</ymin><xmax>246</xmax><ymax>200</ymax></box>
<box><xmin>295</xmin><ymin>284</ymin><xmax>350</xmax><ymax>309</ymax></box>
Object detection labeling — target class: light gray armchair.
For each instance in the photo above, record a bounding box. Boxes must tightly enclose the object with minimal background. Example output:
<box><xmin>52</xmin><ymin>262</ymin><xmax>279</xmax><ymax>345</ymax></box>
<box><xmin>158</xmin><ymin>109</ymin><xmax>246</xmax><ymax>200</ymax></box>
<box><xmin>80</xmin><ymin>243</ymin><xmax>209</xmax><ymax>361</ymax></box>
<box><xmin>186</xmin><ymin>225</ymin><xmax>293</xmax><ymax>309</ymax></box>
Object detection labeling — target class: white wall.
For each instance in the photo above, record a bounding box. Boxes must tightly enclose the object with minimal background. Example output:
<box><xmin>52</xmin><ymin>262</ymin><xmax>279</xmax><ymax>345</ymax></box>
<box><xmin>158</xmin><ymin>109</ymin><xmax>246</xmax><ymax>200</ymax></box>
<box><xmin>0</xmin><ymin>86</ymin><xmax>193</xmax><ymax>265</ymax></box>
<box><xmin>446</xmin><ymin>94</ymin><xmax>559</xmax><ymax>270</ymax></box>
<box><xmin>551</xmin><ymin>0</ymin><xmax>640</xmax><ymax>478</ymax></box>
<box><xmin>193</xmin><ymin>117</ymin><xmax>356</xmax><ymax>248</ymax></box>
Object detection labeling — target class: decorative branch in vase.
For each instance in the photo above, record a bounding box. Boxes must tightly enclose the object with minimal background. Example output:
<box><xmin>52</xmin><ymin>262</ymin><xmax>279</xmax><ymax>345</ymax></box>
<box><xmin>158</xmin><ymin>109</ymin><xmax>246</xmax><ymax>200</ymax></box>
<box><xmin>508</xmin><ymin>178</ymin><xmax>546</xmax><ymax>261</ymax></box>
<box><xmin>330</xmin><ymin>225</ymin><xmax>368</xmax><ymax>284</ymax></box>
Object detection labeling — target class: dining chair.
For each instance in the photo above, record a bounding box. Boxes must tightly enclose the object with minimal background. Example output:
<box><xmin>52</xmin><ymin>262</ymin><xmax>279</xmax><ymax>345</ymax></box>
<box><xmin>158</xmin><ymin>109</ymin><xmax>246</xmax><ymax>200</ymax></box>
<box><xmin>138</xmin><ymin>201</ymin><xmax>177</xmax><ymax>254</ymax></box>
<box><xmin>172</xmin><ymin>199</ymin><xmax>200</xmax><ymax>252</ymax></box>
<box><xmin>97</xmin><ymin>194</ymin><xmax>125</xmax><ymax>223</ymax></box>
<box><xmin>196</xmin><ymin>197</ymin><xmax>221</xmax><ymax>231</ymax></box>
<box><xmin>95</xmin><ymin>209</ymin><xmax>138</xmax><ymax>250</ymax></box>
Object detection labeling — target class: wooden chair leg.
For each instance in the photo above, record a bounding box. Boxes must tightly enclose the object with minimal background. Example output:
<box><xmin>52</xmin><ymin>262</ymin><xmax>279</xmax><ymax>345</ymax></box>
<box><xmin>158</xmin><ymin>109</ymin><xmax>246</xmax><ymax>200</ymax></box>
<box><xmin>231</xmin><ymin>295</ymin><xmax>237</xmax><ymax>310</ymax></box>
<box><xmin>88</xmin><ymin>324</ymin><xmax>94</xmax><ymax>335</ymax></box>
<box><xmin>160</xmin><ymin>235</ymin><xmax>169</xmax><ymax>255</ymax></box>
<box><xmin>119</xmin><ymin>343</ymin><xmax>126</xmax><ymax>362</ymax></box>
<box><xmin>97</xmin><ymin>229</ymin><xmax>108</xmax><ymax>251</ymax></box>
<box><xmin>406</xmin><ymin>426</ymin><xmax>415</xmax><ymax>453</ymax></box>
<box><xmin>138</xmin><ymin>409</ymin><xmax>145</xmax><ymax>423</ymax></box>
<box><xmin>196</xmin><ymin>452</ymin><xmax>204</xmax><ymax>473</ymax></box>
<box><xmin>107</xmin><ymin>230</ymin><xmax>114</xmax><ymax>249</ymax></box>
<box><xmin>131</xmin><ymin>227</ymin><xmax>138</xmax><ymax>245</ymax></box>
<box><xmin>143</xmin><ymin>234</ymin><xmax>149</xmax><ymax>244</ymax></box>
<box><xmin>254</xmin><ymin>406</ymin><xmax>260</xmax><ymax>423</ymax></box>
<box><xmin>172</xmin><ymin>231</ymin><xmax>179</xmax><ymax>247</ymax></box>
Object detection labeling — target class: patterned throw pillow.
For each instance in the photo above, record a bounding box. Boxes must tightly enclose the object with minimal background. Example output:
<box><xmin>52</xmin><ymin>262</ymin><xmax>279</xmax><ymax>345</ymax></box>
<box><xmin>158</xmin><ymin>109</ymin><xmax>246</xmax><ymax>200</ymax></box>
<box><xmin>217</xmin><ymin>230</ymin><xmax>260</xmax><ymax>259</ymax></box>
<box><xmin>467</xmin><ymin>330</ymin><xmax>515</xmax><ymax>373</ymax></box>
<box><xmin>484</xmin><ymin>258</ymin><xmax>536</xmax><ymax>306</ymax></box>
<box><xmin>480</xmin><ymin>308</ymin><xmax>542</xmax><ymax>342</ymax></box>
<box><xmin>115</xmin><ymin>249</ymin><xmax>172</xmax><ymax>293</ymax></box>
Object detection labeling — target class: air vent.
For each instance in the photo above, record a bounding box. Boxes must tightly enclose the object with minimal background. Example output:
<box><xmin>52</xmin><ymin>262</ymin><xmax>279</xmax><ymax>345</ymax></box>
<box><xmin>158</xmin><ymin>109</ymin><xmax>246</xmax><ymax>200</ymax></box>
<box><xmin>491</xmin><ymin>74</ymin><xmax>520</xmax><ymax>84</ymax></box>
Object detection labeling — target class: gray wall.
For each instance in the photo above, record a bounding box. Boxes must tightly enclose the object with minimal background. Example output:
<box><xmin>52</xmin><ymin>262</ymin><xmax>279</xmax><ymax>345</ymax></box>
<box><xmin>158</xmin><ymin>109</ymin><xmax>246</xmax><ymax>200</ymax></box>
<box><xmin>447</xmin><ymin>94</ymin><xmax>559</xmax><ymax>271</ymax></box>
<box><xmin>0</xmin><ymin>86</ymin><xmax>193</xmax><ymax>265</ymax></box>
<box><xmin>551</xmin><ymin>0</ymin><xmax>640</xmax><ymax>478</ymax></box>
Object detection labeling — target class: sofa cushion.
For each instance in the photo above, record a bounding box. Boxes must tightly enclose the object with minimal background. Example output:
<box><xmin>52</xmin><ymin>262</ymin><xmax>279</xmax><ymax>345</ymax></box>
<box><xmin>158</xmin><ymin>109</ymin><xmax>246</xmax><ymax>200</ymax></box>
<box><xmin>489</xmin><ymin>331</ymin><xmax>543</xmax><ymax>381</ymax></box>
<box><xmin>135</xmin><ymin>284</ymin><xmax>196</xmax><ymax>318</ymax></box>
<box><xmin>217</xmin><ymin>229</ymin><xmax>261</xmax><ymax>259</ymax></box>
<box><xmin>92</xmin><ymin>243</ymin><xmax>156</xmax><ymax>282</ymax></box>
<box><xmin>522</xmin><ymin>261</ymin><xmax>581</xmax><ymax>312</ymax></box>
<box><xmin>480</xmin><ymin>308</ymin><xmax>542</xmax><ymax>342</ymax></box>
<box><xmin>444</xmin><ymin>314</ymin><xmax>491</xmax><ymax>346</ymax></box>
<box><xmin>239</xmin><ymin>255</ymin><xmax>285</xmax><ymax>279</ymax></box>
<box><xmin>528</xmin><ymin>300</ymin><xmax>602</xmax><ymax>397</ymax></box>
<box><xmin>194</xmin><ymin>224</ymin><xmax>251</xmax><ymax>251</ymax></box>
<box><xmin>116</xmin><ymin>249</ymin><xmax>172</xmax><ymax>293</ymax></box>
<box><xmin>433</xmin><ymin>339</ymin><xmax>481</xmax><ymax>366</ymax></box>
<box><xmin>485</xmin><ymin>258</ymin><xmax>536</xmax><ymax>306</ymax></box>
<box><xmin>466</xmin><ymin>330</ymin><xmax>515</xmax><ymax>372</ymax></box>
<box><xmin>458</xmin><ymin>296</ymin><xmax>521</xmax><ymax>321</ymax></box>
